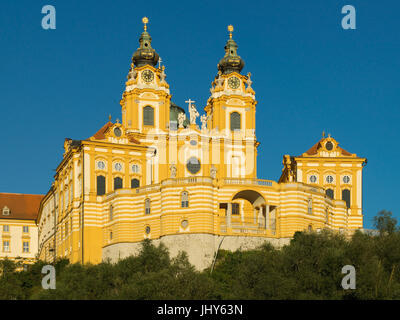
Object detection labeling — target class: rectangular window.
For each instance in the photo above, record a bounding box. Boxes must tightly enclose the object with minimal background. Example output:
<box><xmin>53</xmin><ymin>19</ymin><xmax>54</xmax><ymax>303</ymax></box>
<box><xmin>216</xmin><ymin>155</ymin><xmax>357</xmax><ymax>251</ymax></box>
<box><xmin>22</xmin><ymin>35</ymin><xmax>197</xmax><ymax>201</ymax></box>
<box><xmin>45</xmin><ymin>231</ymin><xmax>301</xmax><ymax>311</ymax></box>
<box><xmin>3</xmin><ymin>225</ymin><xmax>9</xmax><ymax>232</ymax></box>
<box><xmin>23</xmin><ymin>242</ymin><xmax>29</xmax><ymax>253</ymax></box>
<box><xmin>3</xmin><ymin>241</ymin><xmax>9</xmax><ymax>252</ymax></box>
<box><xmin>232</xmin><ymin>203</ymin><xmax>240</xmax><ymax>215</ymax></box>
<box><xmin>307</xmin><ymin>199</ymin><xmax>313</xmax><ymax>214</ymax></box>
<box><xmin>145</xmin><ymin>199</ymin><xmax>151</xmax><ymax>215</ymax></box>
<box><xmin>23</xmin><ymin>226</ymin><xmax>29</xmax><ymax>233</ymax></box>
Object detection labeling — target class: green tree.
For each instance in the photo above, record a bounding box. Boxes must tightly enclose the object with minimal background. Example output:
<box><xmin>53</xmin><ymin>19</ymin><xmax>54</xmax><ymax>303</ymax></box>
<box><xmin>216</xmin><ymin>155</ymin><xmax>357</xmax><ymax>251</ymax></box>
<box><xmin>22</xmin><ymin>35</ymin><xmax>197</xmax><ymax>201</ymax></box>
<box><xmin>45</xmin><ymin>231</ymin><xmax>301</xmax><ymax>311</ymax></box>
<box><xmin>374</xmin><ymin>210</ymin><xmax>397</xmax><ymax>235</ymax></box>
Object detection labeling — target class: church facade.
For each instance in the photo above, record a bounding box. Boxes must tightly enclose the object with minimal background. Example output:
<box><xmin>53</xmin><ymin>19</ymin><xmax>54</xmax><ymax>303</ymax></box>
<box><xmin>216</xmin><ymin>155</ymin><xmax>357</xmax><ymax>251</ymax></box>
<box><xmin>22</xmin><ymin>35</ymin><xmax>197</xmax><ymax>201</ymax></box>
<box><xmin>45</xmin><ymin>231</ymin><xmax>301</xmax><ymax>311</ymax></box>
<box><xmin>37</xmin><ymin>19</ymin><xmax>366</xmax><ymax>270</ymax></box>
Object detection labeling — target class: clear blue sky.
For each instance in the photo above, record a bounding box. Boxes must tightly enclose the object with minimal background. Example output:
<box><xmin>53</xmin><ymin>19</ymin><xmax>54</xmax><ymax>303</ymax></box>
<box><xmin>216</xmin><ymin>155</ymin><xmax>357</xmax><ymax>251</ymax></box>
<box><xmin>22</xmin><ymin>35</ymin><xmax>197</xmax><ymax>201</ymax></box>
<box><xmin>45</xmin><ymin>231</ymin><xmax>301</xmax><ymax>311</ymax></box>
<box><xmin>0</xmin><ymin>0</ymin><xmax>399</xmax><ymax>228</ymax></box>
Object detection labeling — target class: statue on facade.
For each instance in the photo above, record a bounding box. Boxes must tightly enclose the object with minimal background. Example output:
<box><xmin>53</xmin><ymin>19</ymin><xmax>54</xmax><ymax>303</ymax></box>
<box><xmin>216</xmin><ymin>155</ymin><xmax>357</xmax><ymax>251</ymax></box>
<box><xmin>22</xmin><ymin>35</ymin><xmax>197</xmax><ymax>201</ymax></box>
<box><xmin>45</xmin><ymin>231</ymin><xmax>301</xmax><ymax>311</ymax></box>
<box><xmin>216</xmin><ymin>70</ymin><xmax>224</xmax><ymax>87</ymax></box>
<box><xmin>246</xmin><ymin>72</ymin><xmax>252</xmax><ymax>90</ymax></box>
<box><xmin>127</xmin><ymin>66</ymin><xmax>137</xmax><ymax>81</ymax></box>
<box><xmin>210</xmin><ymin>165</ymin><xmax>217</xmax><ymax>179</ymax></box>
<box><xmin>189</xmin><ymin>104</ymin><xmax>199</xmax><ymax>125</ymax></box>
<box><xmin>200</xmin><ymin>114</ymin><xmax>207</xmax><ymax>130</ymax></box>
<box><xmin>170</xmin><ymin>164</ymin><xmax>177</xmax><ymax>178</ymax></box>
<box><xmin>160</xmin><ymin>66</ymin><xmax>166</xmax><ymax>83</ymax></box>
<box><xmin>178</xmin><ymin>112</ymin><xmax>186</xmax><ymax>129</ymax></box>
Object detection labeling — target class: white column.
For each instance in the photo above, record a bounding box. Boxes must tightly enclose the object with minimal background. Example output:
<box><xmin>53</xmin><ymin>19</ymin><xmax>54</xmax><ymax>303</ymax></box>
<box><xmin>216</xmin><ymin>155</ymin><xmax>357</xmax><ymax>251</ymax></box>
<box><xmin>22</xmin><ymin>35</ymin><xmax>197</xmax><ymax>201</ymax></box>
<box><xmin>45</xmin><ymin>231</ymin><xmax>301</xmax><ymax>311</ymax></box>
<box><xmin>258</xmin><ymin>207</ymin><xmax>263</xmax><ymax>227</ymax></box>
<box><xmin>265</xmin><ymin>205</ymin><xmax>270</xmax><ymax>229</ymax></box>
<box><xmin>227</xmin><ymin>203</ymin><xmax>232</xmax><ymax>228</ymax></box>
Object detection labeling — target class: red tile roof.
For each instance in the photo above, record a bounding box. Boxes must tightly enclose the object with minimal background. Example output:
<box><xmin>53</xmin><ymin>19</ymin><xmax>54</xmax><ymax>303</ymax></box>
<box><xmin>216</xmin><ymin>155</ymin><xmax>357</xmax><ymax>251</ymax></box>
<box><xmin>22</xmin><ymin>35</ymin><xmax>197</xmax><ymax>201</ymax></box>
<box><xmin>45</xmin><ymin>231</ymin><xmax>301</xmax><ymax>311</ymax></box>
<box><xmin>92</xmin><ymin>121</ymin><xmax>114</xmax><ymax>140</ymax></box>
<box><xmin>303</xmin><ymin>138</ymin><xmax>353</xmax><ymax>156</ymax></box>
<box><xmin>0</xmin><ymin>193</ymin><xmax>44</xmax><ymax>221</ymax></box>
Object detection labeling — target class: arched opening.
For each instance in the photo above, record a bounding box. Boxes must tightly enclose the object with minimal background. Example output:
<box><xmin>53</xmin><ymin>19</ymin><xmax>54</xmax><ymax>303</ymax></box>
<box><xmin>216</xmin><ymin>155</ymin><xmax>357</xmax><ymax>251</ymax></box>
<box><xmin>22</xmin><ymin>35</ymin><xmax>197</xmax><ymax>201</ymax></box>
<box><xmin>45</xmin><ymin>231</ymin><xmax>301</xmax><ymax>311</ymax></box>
<box><xmin>218</xmin><ymin>190</ymin><xmax>276</xmax><ymax>234</ymax></box>
<box><xmin>230</xmin><ymin>112</ymin><xmax>241</xmax><ymax>131</ymax></box>
<box><xmin>232</xmin><ymin>190</ymin><xmax>265</xmax><ymax>207</ymax></box>
<box><xmin>143</xmin><ymin>106</ymin><xmax>154</xmax><ymax>126</ymax></box>
<box><xmin>326</xmin><ymin>188</ymin><xmax>334</xmax><ymax>199</ymax></box>
<box><xmin>342</xmin><ymin>189</ymin><xmax>351</xmax><ymax>208</ymax></box>
<box><xmin>131</xmin><ymin>178</ymin><xmax>140</xmax><ymax>189</ymax></box>
<box><xmin>114</xmin><ymin>177</ymin><xmax>123</xmax><ymax>190</ymax></box>
<box><xmin>97</xmin><ymin>175</ymin><xmax>106</xmax><ymax>196</ymax></box>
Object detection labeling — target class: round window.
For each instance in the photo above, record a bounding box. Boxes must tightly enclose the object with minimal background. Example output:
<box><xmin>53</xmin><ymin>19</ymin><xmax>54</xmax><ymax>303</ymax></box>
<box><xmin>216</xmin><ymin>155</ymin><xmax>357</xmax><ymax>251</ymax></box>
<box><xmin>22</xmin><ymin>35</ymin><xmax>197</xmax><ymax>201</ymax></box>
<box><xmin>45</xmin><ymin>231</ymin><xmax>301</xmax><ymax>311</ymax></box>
<box><xmin>310</xmin><ymin>175</ymin><xmax>317</xmax><ymax>183</ymax></box>
<box><xmin>181</xmin><ymin>220</ymin><xmax>189</xmax><ymax>229</ymax></box>
<box><xmin>325</xmin><ymin>141</ymin><xmax>333</xmax><ymax>151</ymax></box>
<box><xmin>145</xmin><ymin>226</ymin><xmax>151</xmax><ymax>234</ymax></box>
<box><xmin>190</xmin><ymin>140</ymin><xmax>197</xmax><ymax>146</ymax></box>
<box><xmin>343</xmin><ymin>175</ymin><xmax>350</xmax><ymax>184</ymax></box>
<box><xmin>132</xmin><ymin>164</ymin><xmax>139</xmax><ymax>173</ymax></box>
<box><xmin>326</xmin><ymin>175</ymin><xmax>334</xmax><ymax>184</ymax></box>
<box><xmin>97</xmin><ymin>161</ymin><xmax>105</xmax><ymax>170</ymax></box>
<box><xmin>114</xmin><ymin>163</ymin><xmax>122</xmax><ymax>171</ymax></box>
<box><xmin>114</xmin><ymin>127</ymin><xmax>122</xmax><ymax>137</ymax></box>
<box><xmin>186</xmin><ymin>157</ymin><xmax>201</xmax><ymax>175</ymax></box>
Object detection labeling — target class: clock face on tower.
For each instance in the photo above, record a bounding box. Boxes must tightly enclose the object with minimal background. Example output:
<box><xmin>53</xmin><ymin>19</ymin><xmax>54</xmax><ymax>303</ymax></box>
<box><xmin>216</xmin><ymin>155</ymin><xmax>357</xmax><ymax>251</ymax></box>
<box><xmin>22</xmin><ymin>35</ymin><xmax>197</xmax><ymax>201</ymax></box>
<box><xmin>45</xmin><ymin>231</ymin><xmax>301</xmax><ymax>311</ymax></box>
<box><xmin>228</xmin><ymin>76</ymin><xmax>240</xmax><ymax>89</ymax></box>
<box><xmin>141</xmin><ymin>70</ymin><xmax>154</xmax><ymax>83</ymax></box>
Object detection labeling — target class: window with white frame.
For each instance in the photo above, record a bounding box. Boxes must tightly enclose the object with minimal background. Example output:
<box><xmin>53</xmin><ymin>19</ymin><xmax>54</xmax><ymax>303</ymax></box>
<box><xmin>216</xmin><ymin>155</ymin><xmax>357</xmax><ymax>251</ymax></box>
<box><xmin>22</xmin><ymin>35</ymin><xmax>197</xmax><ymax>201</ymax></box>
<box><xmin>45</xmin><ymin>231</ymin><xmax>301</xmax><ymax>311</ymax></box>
<box><xmin>132</xmin><ymin>164</ymin><xmax>140</xmax><ymax>173</ymax></box>
<box><xmin>309</xmin><ymin>175</ymin><xmax>317</xmax><ymax>183</ymax></box>
<box><xmin>145</xmin><ymin>198</ymin><xmax>151</xmax><ymax>215</ymax></box>
<box><xmin>307</xmin><ymin>199</ymin><xmax>313</xmax><ymax>214</ymax></box>
<box><xmin>3</xmin><ymin>225</ymin><xmax>9</xmax><ymax>232</ymax></box>
<box><xmin>181</xmin><ymin>191</ymin><xmax>189</xmax><ymax>208</ymax></box>
<box><xmin>2</xmin><ymin>206</ymin><xmax>10</xmax><ymax>216</ymax></box>
<box><xmin>23</xmin><ymin>226</ymin><xmax>29</xmax><ymax>233</ymax></box>
<box><xmin>23</xmin><ymin>241</ymin><xmax>29</xmax><ymax>253</ymax></box>
<box><xmin>3</xmin><ymin>241</ymin><xmax>9</xmax><ymax>252</ymax></box>
<box><xmin>326</xmin><ymin>175</ymin><xmax>334</xmax><ymax>184</ymax></box>
<box><xmin>109</xmin><ymin>205</ymin><xmax>113</xmax><ymax>221</ymax></box>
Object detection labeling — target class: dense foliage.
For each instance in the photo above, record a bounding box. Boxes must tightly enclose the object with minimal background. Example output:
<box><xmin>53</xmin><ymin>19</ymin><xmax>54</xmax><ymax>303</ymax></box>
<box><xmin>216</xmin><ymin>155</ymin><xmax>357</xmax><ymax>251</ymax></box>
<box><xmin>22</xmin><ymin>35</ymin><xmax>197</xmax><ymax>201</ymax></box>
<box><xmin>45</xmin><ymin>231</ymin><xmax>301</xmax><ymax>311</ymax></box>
<box><xmin>1</xmin><ymin>210</ymin><xmax>399</xmax><ymax>300</ymax></box>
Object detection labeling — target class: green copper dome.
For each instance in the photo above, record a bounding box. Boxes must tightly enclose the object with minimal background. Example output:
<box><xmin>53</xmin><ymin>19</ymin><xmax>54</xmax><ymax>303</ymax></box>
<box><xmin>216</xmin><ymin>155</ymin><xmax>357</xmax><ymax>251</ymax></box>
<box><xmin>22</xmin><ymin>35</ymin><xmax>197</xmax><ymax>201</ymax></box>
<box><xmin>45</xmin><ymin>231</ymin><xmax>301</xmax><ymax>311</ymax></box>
<box><xmin>217</xmin><ymin>26</ymin><xmax>244</xmax><ymax>75</ymax></box>
<box><xmin>132</xmin><ymin>18</ymin><xmax>159</xmax><ymax>68</ymax></box>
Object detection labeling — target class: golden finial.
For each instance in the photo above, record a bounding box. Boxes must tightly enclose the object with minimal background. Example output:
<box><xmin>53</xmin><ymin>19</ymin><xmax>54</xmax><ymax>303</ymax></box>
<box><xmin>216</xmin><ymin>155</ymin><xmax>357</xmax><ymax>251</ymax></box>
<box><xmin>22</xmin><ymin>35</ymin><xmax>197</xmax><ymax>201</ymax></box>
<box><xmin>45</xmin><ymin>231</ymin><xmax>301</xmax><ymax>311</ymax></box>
<box><xmin>142</xmin><ymin>17</ymin><xmax>149</xmax><ymax>31</ymax></box>
<box><xmin>322</xmin><ymin>130</ymin><xmax>325</xmax><ymax>138</ymax></box>
<box><xmin>228</xmin><ymin>25</ymin><xmax>234</xmax><ymax>39</ymax></box>
<box><xmin>109</xmin><ymin>114</ymin><xmax>112</xmax><ymax>122</ymax></box>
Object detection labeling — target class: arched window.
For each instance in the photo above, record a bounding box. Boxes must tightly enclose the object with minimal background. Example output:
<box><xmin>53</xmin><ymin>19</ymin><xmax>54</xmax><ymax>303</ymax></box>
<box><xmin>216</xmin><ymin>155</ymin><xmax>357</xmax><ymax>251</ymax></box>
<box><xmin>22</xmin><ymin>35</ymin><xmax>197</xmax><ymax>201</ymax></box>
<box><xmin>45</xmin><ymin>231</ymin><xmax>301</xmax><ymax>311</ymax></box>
<box><xmin>181</xmin><ymin>191</ymin><xmax>189</xmax><ymax>208</ymax></box>
<box><xmin>114</xmin><ymin>177</ymin><xmax>123</xmax><ymax>190</ymax></box>
<box><xmin>230</xmin><ymin>112</ymin><xmax>241</xmax><ymax>131</ymax></box>
<box><xmin>326</xmin><ymin>188</ymin><xmax>334</xmax><ymax>199</ymax></box>
<box><xmin>342</xmin><ymin>189</ymin><xmax>351</xmax><ymax>208</ymax></box>
<box><xmin>2</xmin><ymin>206</ymin><xmax>10</xmax><ymax>216</ymax></box>
<box><xmin>131</xmin><ymin>178</ymin><xmax>140</xmax><ymax>189</ymax></box>
<box><xmin>145</xmin><ymin>198</ymin><xmax>151</xmax><ymax>215</ymax></box>
<box><xmin>97</xmin><ymin>175</ymin><xmax>106</xmax><ymax>196</ymax></box>
<box><xmin>143</xmin><ymin>106</ymin><xmax>154</xmax><ymax>126</ymax></box>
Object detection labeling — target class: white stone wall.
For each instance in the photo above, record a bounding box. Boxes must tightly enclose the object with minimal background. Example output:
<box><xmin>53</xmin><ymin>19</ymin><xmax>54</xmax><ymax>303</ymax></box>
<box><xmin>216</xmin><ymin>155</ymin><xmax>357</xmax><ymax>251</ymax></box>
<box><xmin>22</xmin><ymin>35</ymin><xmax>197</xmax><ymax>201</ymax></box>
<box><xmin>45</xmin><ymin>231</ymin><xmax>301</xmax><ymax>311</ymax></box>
<box><xmin>102</xmin><ymin>233</ymin><xmax>291</xmax><ymax>270</ymax></box>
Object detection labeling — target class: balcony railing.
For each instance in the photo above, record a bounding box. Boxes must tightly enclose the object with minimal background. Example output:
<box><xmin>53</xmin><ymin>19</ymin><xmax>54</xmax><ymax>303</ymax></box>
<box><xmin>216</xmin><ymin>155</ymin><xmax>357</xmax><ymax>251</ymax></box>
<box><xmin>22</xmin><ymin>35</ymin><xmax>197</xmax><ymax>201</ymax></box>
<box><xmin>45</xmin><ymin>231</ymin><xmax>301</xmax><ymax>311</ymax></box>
<box><xmin>223</xmin><ymin>178</ymin><xmax>274</xmax><ymax>187</ymax></box>
<box><xmin>161</xmin><ymin>177</ymin><xmax>213</xmax><ymax>186</ymax></box>
<box><xmin>219</xmin><ymin>217</ymin><xmax>276</xmax><ymax>236</ymax></box>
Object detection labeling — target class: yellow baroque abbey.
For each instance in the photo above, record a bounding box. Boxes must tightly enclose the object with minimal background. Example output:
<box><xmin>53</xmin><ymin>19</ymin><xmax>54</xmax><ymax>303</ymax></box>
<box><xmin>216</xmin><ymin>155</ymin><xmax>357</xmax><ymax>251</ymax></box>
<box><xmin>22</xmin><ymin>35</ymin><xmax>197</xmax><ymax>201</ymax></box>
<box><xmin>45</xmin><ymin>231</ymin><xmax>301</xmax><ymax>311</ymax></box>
<box><xmin>37</xmin><ymin>20</ymin><xmax>367</xmax><ymax>270</ymax></box>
